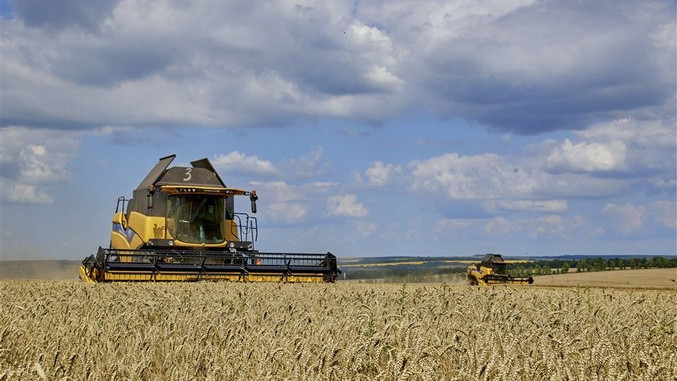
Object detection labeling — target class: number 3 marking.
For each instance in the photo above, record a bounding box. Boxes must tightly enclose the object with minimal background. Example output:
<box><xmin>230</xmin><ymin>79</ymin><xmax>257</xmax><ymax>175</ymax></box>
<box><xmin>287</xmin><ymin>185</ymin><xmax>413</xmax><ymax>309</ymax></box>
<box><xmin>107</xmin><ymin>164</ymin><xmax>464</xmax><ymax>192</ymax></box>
<box><xmin>183</xmin><ymin>168</ymin><xmax>192</xmax><ymax>181</ymax></box>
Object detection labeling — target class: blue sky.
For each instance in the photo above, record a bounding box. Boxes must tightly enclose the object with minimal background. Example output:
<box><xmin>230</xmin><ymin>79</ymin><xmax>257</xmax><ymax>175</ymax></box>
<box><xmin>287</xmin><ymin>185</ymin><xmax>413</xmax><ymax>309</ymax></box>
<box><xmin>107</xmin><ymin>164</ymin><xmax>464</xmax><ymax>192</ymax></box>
<box><xmin>1</xmin><ymin>0</ymin><xmax>675</xmax><ymax>260</ymax></box>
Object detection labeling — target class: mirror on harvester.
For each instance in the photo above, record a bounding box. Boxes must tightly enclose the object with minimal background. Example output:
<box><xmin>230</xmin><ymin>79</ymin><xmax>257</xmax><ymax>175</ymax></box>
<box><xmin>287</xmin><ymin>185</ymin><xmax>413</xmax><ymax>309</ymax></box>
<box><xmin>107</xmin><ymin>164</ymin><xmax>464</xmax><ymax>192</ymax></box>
<box><xmin>250</xmin><ymin>191</ymin><xmax>258</xmax><ymax>214</ymax></box>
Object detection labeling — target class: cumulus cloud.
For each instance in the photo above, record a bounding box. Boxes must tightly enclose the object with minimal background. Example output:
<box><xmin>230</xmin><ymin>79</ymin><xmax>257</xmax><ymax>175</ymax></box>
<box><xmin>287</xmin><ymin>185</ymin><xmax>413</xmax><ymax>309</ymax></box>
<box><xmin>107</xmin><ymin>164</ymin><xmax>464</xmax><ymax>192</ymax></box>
<box><xmin>0</xmin><ymin>183</ymin><xmax>54</xmax><ymax>204</ymax></box>
<box><xmin>1</xmin><ymin>1</ymin><xmax>406</xmax><ymax>129</ymax></box>
<box><xmin>326</xmin><ymin>194</ymin><xmax>368</xmax><ymax>218</ymax></box>
<box><xmin>528</xmin><ymin>215</ymin><xmax>567</xmax><ymax>239</ymax></box>
<box><xmin>546</xmin><ymin>140</ymin><xmax>627</xmax><ymax>173</ymax></box>
<box><xmin>2</xmin><ymin>0</ymin><xmax>673</xmax><ymax>133</ymax></box>
<box><xmin>212</xmin><ymin>148</ymin><xmax>329</xmax><ymax>181</ymax></box>
<box><xmin>212</xmin><ymin>151</ymin><xmax>281</xmax><ymax>178</ymax></box>
<box><xmin>603</xmin><ymin>201</ymin><xmax>676</xmax><ymax>234</ymax></box>
<box><xmin>283</xmin><ymin>147</ymin><xmax>328</xmax><ymax>179</ymax></box>
<box><xmin>649</xmin><ymin>201</ymin><xmax>677</xmax><ymax>230</ymax></box>
<box><xmin>365</xmin><ymin>161</ymin><xmax>403</xmax><ymax>187</ymax></box>
<box><xmin>410</xmin><ymin>153</ymin><xmax>538</xmax><ymax>200</ymax></box>
<box><xmin>242</xmin><ymin>181</ymin><xmax>368</xmax><ymax>223</ymax></box>
<box><xmin>369</xmin><ymin>0</ymin><xmax>676</xmax><ymax>133</ymax></box>
<box><xmin>408</xmin><ymin>116</ymin><xmax>675</xmax><ymax>218</ymax></box>
<box><xmin>0</xmin><ymin>127</ymin><xmax>80</xmax><ymax>204</ymax></box>
<box><xmin>543</xmin><ymin>118</ymin><xmax>675</xmax><ymax>175</ymax></box>
<box><xmin>484</xmin><ymin>216</ymin><xmax>514</xmax><ymax>236</ymax></box>
<box><xmin>248</xmin><ymin>180</ymin><xmax>334</xmax><ymax>223</ymax></box>
<box><xmin>355</xmin><ymin>221</ymin><xmax>379</xmax><ymax>237</ymax></box>
<box><xmin>603</xmin><ymin>203</ymin><xmax>646</xmax><ymax>234</ymax></box>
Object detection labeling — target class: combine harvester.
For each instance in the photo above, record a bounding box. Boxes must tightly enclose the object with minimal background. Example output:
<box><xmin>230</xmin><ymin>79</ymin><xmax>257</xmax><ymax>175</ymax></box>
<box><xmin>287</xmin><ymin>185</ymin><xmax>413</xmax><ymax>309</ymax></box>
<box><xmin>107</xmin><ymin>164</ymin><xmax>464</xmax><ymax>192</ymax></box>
<box><xmin>467</xmin><ymin>254</ymin><xmax>534</xmax><ymax>286</ymax></box>
<box><xmin>79</xmin><ymin>155</ymin><xmax>340</xmax><ymax>283</ymax></box>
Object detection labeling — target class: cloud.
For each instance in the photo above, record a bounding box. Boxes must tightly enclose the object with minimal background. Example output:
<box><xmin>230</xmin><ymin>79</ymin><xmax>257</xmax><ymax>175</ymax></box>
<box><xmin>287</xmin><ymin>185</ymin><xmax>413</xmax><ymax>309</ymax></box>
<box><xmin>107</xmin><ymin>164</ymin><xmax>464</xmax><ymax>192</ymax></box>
<box><xmin>409</xmin><ymin>117</ymin><xmax>675</xmax><ymax>216</ymax></box>
<box><xmin>484</xmin><ymin>200</ymin><xmax>567</xmax><ymax>213</ymax></box>
<box><xmin>603</xmin><ymin>203</ymin><xmax>646</xmax><ymax>234</ymax></box>
<box><xmin>0</xmin><ymin>126</ymin><xmax>80</xmax><ymax>204</ymax></box>
<box><xmin>381</xmin><ymin>0</ymin><xmax>676</xmax><ymax>133</ymax></box>
<box><xmin>212</xmin><ymin>151</ymin><xmax>281</xmax><ymax>178</ymax></box>
<box><xmin>283</xmin><ymin>147</ymin><xmax>328</xmax><ymax>179</ymax></box>
<box><xmin>484</xmin><ymin>216</ymin><xmax>514</xmax><ymax>236</ymax></box>
<box><xmin>248</xmin><ymin>181</ymin><xmax>306</xmax><ymax>222</ymax></box>
<box><xmin>603</xmin><ymin>201</ymin><xmax>676</xmax><ymax>234</ymax></box>
<box><xmin>355</xmin><ymin>221</ymin><xmax>379</xmax><ymax>237</ymax></box>
<box><xmin>365</xmin><ymin>161</ymin><xmax>403</xmax><ymax>187</ymax></box>
<box><xmin>15</xmin><ymin>0</ymin><xmax>120</xmax><ymax>32</ymax></box>
<box><xmin>0</xmin><ymin>183</ymin><xmax>54</xmax><ymax>204</ymax></box>
<box><xmin>326</xmin><ymin>194</ymin><xmax>368</xmax><ymax>218</ymax></box>
<box><xmin>212</xmin><ymin>148</ymin><xmax>329</xmax><ymax>181</ymax></box>
<box><xmin>434</xmin><ymin>218</ymin><xmax>470</xmax><ymax>233</ymax></box>
<box><xmin>528</xmin><ymin>215</ymin><xmax>567</xmax><ymax>239</ymax></box>
<box><xmin>483</xmin><ymin>214</ymin><xmax>590</xmax><ymax>239</ymax></box>
<box><xmin>2</xmin><ymin>1</ymin><xmax>673</xmax><ymax>134</ymax></box>
<box><xmin>249</xmin><ymin>180</ymin><xmax>334</xmax><ymax>223</ymax></box>
<box><xmin>546</xmin><ymin>139</ymin><xmax>627</xmax><ymax>173</ymax></box>
<box><xmin>1</xmin><ymin>1</ymin><xmax>405</xmax><ymax>129</ymax></box>
<box><xmin>543</xmin><ymin>118</ymin><xmax>675</xmax><ymax>175</ymax></box>
<box><xmin>409</xmin><ymin>153</ymin><xmax>537</xmax><ymax>200</ymax></box>
<box><xmin>649</xmin><ymin>201</ymin><xmax>677</xmax><ymax>230</ymax></box>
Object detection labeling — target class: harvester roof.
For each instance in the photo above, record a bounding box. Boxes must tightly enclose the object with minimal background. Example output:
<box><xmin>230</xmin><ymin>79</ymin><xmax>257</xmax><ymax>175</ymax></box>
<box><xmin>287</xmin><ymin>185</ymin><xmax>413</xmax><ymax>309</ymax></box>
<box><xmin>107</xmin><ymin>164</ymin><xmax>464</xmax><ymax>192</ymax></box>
<box><xmin>481</xmin><ymin>254</ymin><xmax>506</xmax><ymax>264</ymax></box>
<box><xmin>135</xmin><ymin>154</ymin><xmax>228</xmax><ymax>190</ymax></box>
<box><xmin>155</xmin><ymin>167</ymin><xmax>224</xmax><ymax>188</ymax></box>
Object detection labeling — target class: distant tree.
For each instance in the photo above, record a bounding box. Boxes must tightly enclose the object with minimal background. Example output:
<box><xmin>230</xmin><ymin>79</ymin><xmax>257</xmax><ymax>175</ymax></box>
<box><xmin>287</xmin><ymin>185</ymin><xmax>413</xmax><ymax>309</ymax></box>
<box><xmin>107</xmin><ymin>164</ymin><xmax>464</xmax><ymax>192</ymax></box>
<box><xmin>593</xmin><ymin>258</ymin><xmax>605</xmax><ymax>271</ymax></box>
<box><xmin>654</xmin><ymin>256</ymin><xmax>668</xmax><ymax>268</ymax></box>
<box><xmin>645</xmin><ymin>257</ymin><xmax>655</xmax><ymax>269</ymax></box>
<box><xmin>628</xmin><ymin>258</ymin><xmax>637</xmax><ymax>269</ymax></box>
<box><xmin>511</xmin><ymin>266</ymin><xmax>526</xmax><ymax>277</ymax></box>
<box><xmin>561</xmin><ymin>262</ymin><xmax>570</xmax><ymax>274</ymax></box>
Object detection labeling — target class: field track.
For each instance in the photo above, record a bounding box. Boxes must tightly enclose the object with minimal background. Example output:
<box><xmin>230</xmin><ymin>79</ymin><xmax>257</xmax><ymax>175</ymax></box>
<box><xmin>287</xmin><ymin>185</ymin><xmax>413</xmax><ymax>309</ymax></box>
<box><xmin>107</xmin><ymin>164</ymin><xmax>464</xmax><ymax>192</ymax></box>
<box><xmin>1</xmin><ymin>280</ymin><xmax>675</xmax><ymax>380</ymax></box>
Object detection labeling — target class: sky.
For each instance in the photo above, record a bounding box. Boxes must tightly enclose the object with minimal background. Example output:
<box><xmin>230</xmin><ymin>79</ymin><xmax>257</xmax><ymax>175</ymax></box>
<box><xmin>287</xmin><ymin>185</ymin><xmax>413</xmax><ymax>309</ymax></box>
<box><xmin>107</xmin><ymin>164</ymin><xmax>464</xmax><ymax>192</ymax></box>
<box><xmin>0</xmin><ymin>0</ymin><xmax>675</xmax><ymax>260</ymax></box>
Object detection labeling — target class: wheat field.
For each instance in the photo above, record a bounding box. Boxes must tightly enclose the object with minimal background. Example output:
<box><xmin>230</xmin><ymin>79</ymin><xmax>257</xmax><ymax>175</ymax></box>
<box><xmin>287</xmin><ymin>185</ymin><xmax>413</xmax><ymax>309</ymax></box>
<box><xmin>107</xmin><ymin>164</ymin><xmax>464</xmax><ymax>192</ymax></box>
<box><xmin>535</xmin><ymin>268</ymin><xmax>677</xmax><ymax>289</ymax></box>
<box><xmin>1</xmin><ymin>281</ymin><xmax>675</xmax><ymax>380</ymax></box>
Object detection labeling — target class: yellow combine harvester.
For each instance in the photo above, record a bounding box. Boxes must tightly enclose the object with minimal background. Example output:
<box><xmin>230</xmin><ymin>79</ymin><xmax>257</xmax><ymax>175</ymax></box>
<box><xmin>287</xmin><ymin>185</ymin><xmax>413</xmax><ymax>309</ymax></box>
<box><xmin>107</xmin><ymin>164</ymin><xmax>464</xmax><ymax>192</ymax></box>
<box><xmin>79</xmin><ymin>154</ymin><xmax>340</xmax><ymax>283</ymax></box>
<box><xmin>467</xmin><ymin>254</ymin><xmax>534</xmax><ymax>286</ymax></box>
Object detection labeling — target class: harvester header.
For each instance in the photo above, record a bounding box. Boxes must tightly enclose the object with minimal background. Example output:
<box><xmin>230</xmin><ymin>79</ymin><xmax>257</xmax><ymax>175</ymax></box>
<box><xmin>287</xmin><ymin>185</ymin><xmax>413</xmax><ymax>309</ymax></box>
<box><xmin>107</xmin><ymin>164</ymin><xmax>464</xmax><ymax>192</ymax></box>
<box><xmin>79</xmin><ymin>154</ymin><xmax>340</xmax><ymax>283</ymax></box>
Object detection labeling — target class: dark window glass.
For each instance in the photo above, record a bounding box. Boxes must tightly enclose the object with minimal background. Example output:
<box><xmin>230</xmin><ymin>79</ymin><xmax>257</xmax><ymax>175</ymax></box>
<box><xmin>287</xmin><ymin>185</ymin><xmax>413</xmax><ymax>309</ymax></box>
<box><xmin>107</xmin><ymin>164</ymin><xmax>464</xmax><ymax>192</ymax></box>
<box><xmin>167</xmin><ymin>196</ymin><xmax>225</xmax><ymax>243</ymax></box>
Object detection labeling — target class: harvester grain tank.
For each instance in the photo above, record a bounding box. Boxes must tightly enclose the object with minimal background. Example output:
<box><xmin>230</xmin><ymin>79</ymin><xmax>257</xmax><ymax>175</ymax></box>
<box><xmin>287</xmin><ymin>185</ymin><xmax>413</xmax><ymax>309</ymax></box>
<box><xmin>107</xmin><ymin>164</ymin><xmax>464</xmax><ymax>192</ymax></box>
<box><xmin>467</xmin><ymin>254</ymin><xmax>534</xmax><ymax>286</ymax></box>
<box><xmin>79</xmin><ymin>154</ymin><xmax>340</xmax><ymax>283</ymax></box>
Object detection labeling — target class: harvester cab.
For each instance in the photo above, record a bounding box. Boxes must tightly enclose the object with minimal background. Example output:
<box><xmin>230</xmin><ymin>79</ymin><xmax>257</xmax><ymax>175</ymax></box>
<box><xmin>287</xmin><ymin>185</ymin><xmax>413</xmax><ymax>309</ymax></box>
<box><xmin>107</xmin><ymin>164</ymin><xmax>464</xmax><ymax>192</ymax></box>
<box><xmin>79</xmin><ymin>154</ymin><xmax>340</xmax><ymax>283</ymax></box>
<box><xmin>467</xmin><ymin>254</ymin><xmax>533</xmax><ymax>286</ymax></box>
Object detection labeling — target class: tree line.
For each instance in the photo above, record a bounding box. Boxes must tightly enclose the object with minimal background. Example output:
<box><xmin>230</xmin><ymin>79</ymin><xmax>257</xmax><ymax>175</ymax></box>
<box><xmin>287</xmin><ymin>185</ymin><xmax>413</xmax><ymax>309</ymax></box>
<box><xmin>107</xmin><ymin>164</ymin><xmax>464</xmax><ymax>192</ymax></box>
<box><xmin>508</xmin><ymin>256</ymin><xmax>677</xmax><ymax>277</ymax></box>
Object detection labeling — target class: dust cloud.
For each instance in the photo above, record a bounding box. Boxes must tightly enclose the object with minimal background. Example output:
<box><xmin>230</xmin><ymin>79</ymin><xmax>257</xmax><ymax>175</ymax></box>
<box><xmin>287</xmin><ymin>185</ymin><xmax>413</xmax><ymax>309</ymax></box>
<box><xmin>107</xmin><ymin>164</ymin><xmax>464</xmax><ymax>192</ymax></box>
<box><xmin>0</xmin><ymin>260</ymin><xmax>80</xmax><ymax>280</ymax></box>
